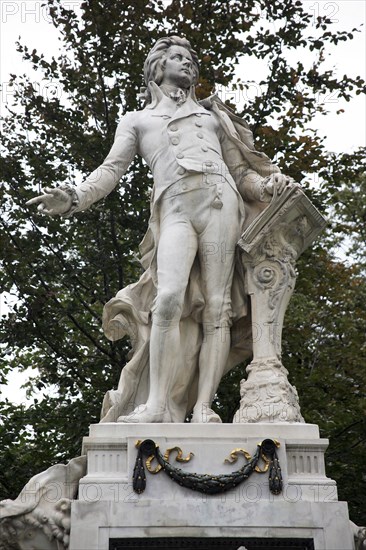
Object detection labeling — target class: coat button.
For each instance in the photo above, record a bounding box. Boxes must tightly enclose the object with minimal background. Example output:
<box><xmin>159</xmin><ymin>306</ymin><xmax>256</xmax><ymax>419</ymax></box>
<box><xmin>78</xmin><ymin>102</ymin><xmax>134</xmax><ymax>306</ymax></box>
<box><xmin>197</xmin><ymin>132</ymin><xmax>203</xmax><ymax>139</ymax></box>
<box><xmin>182</xmin><ymin>183</ymin><xmax>187</xmax><ymax>190</ymax></box>
<box><xmin>177</xmin><ymin>167</ymin><xmax>186</xmax><ymax>175</ymax></box>
<box><xmin>201</xmin><ymin>145</ymin><xmax>208</xmax><ymax>152</ymax></box>
<box><xmin>170</xmin><ymin>125</ymin><xmax>178</xmax><ymax>131</ymax></box>
<box><xmin>171</xmin><ymin>137</ymin><xmax>179</xmax><ymax>145</ymax></box>
<box><xmin>177</xmin><ymin>152</ymin><xmax>184</xmax><ymax>159</ymax></box>
<box><xmin>195</xmin><ymin>113</ymin><xmax>202</xmax><ymax>117</ymax></box>
<box><xmin>195</xmin><ymin>121</ymin><xmax>202</xmax><ymax>127</ymax></box>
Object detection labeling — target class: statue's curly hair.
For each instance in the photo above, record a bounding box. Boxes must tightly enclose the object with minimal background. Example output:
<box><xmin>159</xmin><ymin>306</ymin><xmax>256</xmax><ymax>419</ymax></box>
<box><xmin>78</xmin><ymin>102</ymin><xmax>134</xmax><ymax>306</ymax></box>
<box><xmin>141</xmin><ymin>36</ymin><xmax>200</xmax><ymax>103</ymax></box>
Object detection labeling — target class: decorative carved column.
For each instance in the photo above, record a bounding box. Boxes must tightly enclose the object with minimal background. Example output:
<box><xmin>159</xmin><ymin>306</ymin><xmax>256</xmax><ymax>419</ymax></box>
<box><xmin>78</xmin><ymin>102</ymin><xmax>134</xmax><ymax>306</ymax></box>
<box><xmin>234</xmin><ymin>188</ymin><xmax>326</xmax><ymax>423</ymax></box>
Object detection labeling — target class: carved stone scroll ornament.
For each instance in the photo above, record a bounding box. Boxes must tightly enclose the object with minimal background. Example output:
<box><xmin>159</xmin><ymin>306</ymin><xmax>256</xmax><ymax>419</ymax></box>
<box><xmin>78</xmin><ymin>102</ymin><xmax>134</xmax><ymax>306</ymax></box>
<box><xmin>235</xmin><ymin>186</ymin><xmax>327</xmax><ymax>423</ymax></box>
<box><xmin>0</xmin><ymin>456</ymin><xmax>86</xmax><ymax>550</ymax></box>
<box><xmin>133</xmin><ymin>438</ymin><xmax>282</xmax><ymax>496</ymax></box>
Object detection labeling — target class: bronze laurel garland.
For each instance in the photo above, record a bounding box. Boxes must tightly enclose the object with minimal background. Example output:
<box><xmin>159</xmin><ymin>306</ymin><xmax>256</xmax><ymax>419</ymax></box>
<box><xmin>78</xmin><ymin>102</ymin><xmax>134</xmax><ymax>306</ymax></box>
<box><xmin>133</xmin><ymin>438</ymin><xmax>282</xmax><ymax>496</ymax></box>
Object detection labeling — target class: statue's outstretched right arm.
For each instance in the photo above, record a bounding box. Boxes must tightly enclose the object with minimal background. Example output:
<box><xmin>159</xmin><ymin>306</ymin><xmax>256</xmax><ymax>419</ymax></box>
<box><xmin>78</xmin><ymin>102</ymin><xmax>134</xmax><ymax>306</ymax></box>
<box><xmin>26</xmin><ymin>112</ymin><xmax>138</xmax><ymax>217</ymax></box>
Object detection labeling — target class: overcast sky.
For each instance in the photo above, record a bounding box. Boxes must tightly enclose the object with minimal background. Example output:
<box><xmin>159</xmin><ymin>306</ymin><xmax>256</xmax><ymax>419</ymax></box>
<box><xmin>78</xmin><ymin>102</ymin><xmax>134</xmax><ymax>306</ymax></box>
<box><xmin>1</xmin><ymin>0</ymin><xmax>365</xmax><ymax>151</ymax></box>
<box><xmin>0</xmin><ymin>0</ymin><xmax>365</xmax><ymax>404</ymax></box>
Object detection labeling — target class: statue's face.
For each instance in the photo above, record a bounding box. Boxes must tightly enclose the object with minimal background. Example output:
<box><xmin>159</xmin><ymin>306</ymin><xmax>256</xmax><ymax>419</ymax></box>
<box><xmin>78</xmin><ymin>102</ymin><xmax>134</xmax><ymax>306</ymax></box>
<box><xmin>161</xmin><ymin>45</ymin><xmax>195</xmax><ymax>88</ymax></box>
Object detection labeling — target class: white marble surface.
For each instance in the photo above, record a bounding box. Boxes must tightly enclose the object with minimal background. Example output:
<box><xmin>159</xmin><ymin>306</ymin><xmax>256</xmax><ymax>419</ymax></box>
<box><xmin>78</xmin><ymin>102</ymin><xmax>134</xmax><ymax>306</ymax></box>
<box><xmin>80</xmin><ymin>423</ymin><xmax>335</xmax><ymax>503</ymax></box>
<box><xmin>86</xmin><ymin>422</ymin><xmax>320</xmax><ymax>440</ymax></box>
<box><xmin>70</xmin><ymin>500</ymin><xmax>354</xmax><ymax>549</ymax></box>
<box><xmin>26</xmin><ymin>36</ymin><xmax>316</xmax><ymax>426</ymax></box>
<box><xmin>67</xmin><ymin>422</ymin><xmax>354</xmax><ymax>549</ymax></box>
<box><xmin>0</xmin><ymin>456</ymin><xmax>86</xmax><ymax>550</ymax></box>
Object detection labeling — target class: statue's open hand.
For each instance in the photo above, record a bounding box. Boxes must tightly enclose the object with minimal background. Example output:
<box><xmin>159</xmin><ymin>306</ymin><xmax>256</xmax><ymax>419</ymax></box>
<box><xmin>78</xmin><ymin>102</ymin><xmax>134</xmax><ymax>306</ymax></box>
<box><xmin>26</xmin><ymin>187</ymin><xmax>73</xmax><ymax>216</ymax></box>
<box><xmin>264</xmin><ymin>174</ymin><xmax>298</xmax><ymax>197</ymax></box>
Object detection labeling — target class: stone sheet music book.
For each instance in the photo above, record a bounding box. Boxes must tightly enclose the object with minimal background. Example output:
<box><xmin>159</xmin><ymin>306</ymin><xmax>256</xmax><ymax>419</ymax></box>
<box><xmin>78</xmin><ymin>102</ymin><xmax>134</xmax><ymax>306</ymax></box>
<box><xmin>239</xmin><ymin>185</ymin><xmax>327</xmax><ymax>258</ymax></box>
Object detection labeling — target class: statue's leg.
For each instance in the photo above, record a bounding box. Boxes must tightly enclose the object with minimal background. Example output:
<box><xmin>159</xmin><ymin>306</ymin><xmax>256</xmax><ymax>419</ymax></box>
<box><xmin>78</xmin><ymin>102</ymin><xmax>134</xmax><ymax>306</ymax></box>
<box><xmin>192</xmin><ymin>183</ymin><xmax>241</xmax><ymax>423</ymax></box>
<box><xmin>119</xmin><ymin>194</ymin><xmax>198</xmax><ymax>423</ymax></box>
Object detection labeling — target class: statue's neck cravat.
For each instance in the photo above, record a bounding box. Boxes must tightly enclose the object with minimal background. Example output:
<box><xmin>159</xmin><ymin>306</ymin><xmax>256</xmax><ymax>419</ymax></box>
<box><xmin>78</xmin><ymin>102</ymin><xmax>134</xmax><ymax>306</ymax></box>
<box><xmin>160</xmin><ymin>84</ymin><xmax>188</xmax><ymax>106</ymax></box>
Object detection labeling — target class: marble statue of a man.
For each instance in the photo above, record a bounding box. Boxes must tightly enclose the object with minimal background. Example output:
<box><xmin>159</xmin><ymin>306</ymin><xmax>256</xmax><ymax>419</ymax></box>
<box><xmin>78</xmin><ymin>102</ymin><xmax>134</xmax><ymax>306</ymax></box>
<box><xmin>27</xmin><ymin>36</ymin><xmax>294</xmax><ymax>424</ymax></box>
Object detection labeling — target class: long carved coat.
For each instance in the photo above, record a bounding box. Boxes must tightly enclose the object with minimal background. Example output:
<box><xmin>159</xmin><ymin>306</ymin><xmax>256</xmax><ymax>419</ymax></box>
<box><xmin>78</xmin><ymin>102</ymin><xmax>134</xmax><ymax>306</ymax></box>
<box><xmin>99</xmin><ymin>84</ymin><xmax>280</xmax><ymax>422</ymax></box>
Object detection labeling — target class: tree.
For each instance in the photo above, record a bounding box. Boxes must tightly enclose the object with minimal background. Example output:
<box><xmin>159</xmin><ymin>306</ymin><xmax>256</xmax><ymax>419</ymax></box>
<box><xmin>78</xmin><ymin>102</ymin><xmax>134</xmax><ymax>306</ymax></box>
<box><xmin>1</xmin><ymin>0</ymin><xmax>365</xmax><ymax>524</ymax></box>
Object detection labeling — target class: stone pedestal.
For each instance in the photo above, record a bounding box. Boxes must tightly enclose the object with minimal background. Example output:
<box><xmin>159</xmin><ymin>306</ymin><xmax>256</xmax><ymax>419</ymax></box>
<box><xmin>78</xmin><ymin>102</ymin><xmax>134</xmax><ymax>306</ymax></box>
<box><xmin>69</xmin><ymin>423</ymin><xmax>354</xmax><ymax>550</ymax></box>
